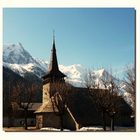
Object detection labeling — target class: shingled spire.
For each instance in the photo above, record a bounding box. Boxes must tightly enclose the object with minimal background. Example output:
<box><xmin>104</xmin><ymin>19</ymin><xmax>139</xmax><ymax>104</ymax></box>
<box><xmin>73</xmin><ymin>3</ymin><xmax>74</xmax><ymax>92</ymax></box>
<box><xmin>42</xmin><ymin>33</ymin><xmax>66</xmax><ymax>82</ymax></box>
<box><xmin>49</xmin><ymin>32</ymin><xmax>59</xmax><ymax>72</ymax></box>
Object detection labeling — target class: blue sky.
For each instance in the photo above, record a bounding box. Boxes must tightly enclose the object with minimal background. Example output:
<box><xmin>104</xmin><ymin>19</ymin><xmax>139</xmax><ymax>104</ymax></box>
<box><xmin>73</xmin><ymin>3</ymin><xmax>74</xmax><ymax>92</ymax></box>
<box><xmin>3</xmin><ymin>8</ymin><xmax>135</xmax><ymax>71</ymax></box>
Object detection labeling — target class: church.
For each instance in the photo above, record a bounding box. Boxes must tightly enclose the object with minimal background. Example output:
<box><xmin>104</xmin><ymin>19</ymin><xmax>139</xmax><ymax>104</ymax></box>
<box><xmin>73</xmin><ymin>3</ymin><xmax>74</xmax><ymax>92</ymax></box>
<box><xmin>35</xmin><ymin>35</ymin><xmax>78</xmax><ymax>130</ymax></box>
<box><xmin>34</xmin><ymin>35</ymin><xmax>133</xmax><ymax>130</ymax></box>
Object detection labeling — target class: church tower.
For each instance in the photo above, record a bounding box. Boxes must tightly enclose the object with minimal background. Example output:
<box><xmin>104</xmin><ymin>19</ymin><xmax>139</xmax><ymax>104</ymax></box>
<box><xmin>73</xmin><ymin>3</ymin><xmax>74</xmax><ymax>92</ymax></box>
<box><xmin>35</xmin><ymin>34</ymin><xmax>67</xmax><ymax>129</ymax></box>
<box><xmin>35</xmin><ymin>34</ymin><xmax>77</xmax><ymax>130</ymax></box>
<box><xmin>42</xmin><ymin>34</ymin><xmax>66</xmax><ymax>102</ymax></box>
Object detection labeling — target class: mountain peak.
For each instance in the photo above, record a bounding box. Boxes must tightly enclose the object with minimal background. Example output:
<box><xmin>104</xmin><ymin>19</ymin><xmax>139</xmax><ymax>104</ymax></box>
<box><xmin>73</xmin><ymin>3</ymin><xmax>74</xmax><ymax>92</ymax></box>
<box><xmin>4</xmin><ymin>42</ymin><xmax>24</xmax><ymax>51</ymax></box>
<box><xmin>3</xmin><ymin>43</ymin><xmax>118</xmax><ymax>87</ymax></box>
<box><xmin>3</xmin><ymin>43</ymin><xmax>35</xmax><ymax>64</ymax></box>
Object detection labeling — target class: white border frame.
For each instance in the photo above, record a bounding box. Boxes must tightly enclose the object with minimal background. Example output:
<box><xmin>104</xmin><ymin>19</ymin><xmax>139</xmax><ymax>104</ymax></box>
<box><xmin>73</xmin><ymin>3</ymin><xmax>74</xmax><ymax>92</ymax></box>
<box><xmin>0</xmin><ymin>0</ymin><xmax>139</xmax><ymax>140</ymax></box>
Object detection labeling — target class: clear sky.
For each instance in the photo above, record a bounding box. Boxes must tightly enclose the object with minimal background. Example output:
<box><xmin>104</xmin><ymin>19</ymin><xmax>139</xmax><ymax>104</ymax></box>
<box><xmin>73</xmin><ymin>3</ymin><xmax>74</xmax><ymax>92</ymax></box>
<box><xmin>3</xmin><ymin>8</ymin><xmax>135</xmax><ymax>71</ymax></box>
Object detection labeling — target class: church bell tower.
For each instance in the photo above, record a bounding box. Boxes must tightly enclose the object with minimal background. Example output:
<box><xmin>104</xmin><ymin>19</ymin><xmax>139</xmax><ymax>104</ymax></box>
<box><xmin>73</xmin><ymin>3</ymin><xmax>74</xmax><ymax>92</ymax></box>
<box><xmin>35</xmin><ymin>34</ymin><xmax>77</xmax><ymax>130</ymax></box>
<box><xmin>42</xmin><ymin>33</ymin><xmax>66</xmax><ymax>103</ymax></box>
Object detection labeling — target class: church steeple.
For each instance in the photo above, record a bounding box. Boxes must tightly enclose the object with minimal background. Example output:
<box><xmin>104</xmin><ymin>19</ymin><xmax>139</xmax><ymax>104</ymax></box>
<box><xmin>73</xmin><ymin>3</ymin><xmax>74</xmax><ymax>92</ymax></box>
<box><xmin>49</xmin><ymin>32</ymin><xmax>59</xmax><ymax>72</ymax></box>
<box><xmin>42</xmin><ymin>33</ymin><xmax>66</xmax><ymax>82</ymax></box>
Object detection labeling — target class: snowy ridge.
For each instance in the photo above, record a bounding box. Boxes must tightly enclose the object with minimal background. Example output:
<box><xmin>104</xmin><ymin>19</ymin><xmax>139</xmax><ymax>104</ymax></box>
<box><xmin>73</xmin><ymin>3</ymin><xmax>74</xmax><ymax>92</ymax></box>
<box><xmin>59</xmin><ymin>64</ymin><xmax>85</xmax><ymax>86</ymax></box>
<box><xmin>3</xmin><ymin>62</ymin><xmax>48</xmax><ymax>78</ymax></box>
<box><xmin>3</xmin><ymin>43</ymin><xmax>122</xmax><ymax>88</ymax></box>
<box><xmin>3</xmin><ymin>42</ymin><xmax>132</xmax><ymax>106</ymax></box>
<box><xmin>3</xmin><ymin>43</ymin><xmax>49</xmax><ymax>78</ymax></box>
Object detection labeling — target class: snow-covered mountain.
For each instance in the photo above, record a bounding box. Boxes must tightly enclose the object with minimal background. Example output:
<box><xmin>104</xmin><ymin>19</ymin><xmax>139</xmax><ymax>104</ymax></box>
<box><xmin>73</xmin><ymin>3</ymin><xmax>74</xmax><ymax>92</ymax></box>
<box><xmin>4</xmin><ymin>43</ymin><xmax>35</xmax><ymax>64</ymax></box>
<box><xmin>3</xmin><ymin>43</ymin><xmax>49</xmax><ymax>77</ymax></box>
<box><xmin>59</xmin><ymin>64</ymin><xmax>85</xmax><ymax>86</ymax></box>
<box><xmin>3</xmin><ymin>43</ymin><xmax>86</xmax><ymax>85</ymax></box>
<box><xmin>3</xmin><ymin>43</ymin><xmax>121</xmax><ymax>87</ymax></box>
<box><xmin>3</xmin><ymin>43</ymin><xmax>133</xmax><ymax>107</ymax></box>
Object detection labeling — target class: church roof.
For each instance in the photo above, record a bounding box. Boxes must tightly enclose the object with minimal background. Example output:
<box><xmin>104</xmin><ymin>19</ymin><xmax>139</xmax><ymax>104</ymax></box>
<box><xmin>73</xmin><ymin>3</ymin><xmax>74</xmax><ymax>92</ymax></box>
<box><xmin>42</xmin><ymin>69</ymin><xmax>66</xmax><ymax>79</ymax></box>
<box><xmin>66</xmin><ymin>88</ymin><xmax>132</xmax><ymax>126</ymax></box>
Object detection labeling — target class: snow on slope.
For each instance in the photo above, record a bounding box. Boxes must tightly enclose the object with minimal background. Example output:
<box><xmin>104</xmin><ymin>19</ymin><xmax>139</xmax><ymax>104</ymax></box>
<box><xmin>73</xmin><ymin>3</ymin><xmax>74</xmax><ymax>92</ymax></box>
<box><xmin>3</xmin><ymin>43</ymin><xmax>121</xmax><ymax>87</ymax></box>
<box><xmin>59</xmin><ymin>64</ymin><xmax>85</xmax><ymax>86</ymax></box>
<box><xmin>3</xmin><ymin>43</ymin><xmax>86</xmax><ymax>83</ymax></box>
<box><xmin>3</xmin><ymin>43</ymin><xmax>49</xmax><ymax>78</ymax></box>
<box><xmin>3</xmin><ymin>43</ymin><xmax>35</xmax><ymax>64</ymax></box>
<box><xmin>3</xmin><ymin>42</ymin><xmax>132</xmax><ymax>106</ymax></box>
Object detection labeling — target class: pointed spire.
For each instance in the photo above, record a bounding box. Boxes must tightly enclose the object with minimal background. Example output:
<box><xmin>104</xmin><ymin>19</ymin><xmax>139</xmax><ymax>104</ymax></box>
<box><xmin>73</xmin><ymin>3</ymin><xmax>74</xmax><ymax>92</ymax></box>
<box><xmin>42</xmin><ymin>32</ymin><xmax>66</xmax><ymax>81</ymax></box>
<box><xmin>49</xmin><ymin>31</ymin><xmax>59</xmax><ymax>72</ymax></box>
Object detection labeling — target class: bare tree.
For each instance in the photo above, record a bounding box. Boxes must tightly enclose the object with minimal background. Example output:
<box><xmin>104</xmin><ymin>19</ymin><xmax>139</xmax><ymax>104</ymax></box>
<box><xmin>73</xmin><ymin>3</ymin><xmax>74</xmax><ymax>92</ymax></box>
<box><xmin>12</xmin><ymin>81</ymin><xmax>36</xmax><ymax>130</ymax></box>
<box><xmin>92</xmin><ymin>89</ymin><xmax>108</xmax><ymax>131</ymax></box>
<box><xmin>123</xmin><ymin>65</ymin><xmax>135</xmax><ymax>118</ymax></box>
<box><xmin>50</xmin><ymin>81</ymin><xmax>72</xmax><ymax>131</ymax></box>
<box><xmin>83</xmin><ymin>68</ymin><xmax>121</xmax><ymax>131</ymax></box>
<box><xmin>101</xmin><ymin>69</ymin><xmax>121</xmax><ymax>131</ymax></box>
<box><xmin>82</xmin><ymin>69</ymin><xmax>109</xmax><ymax>131</ymax></box>
<box><xmin>82</xmin><ymin>69</ymin><xmax>97</xmax><ymax>89</ymax></box>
